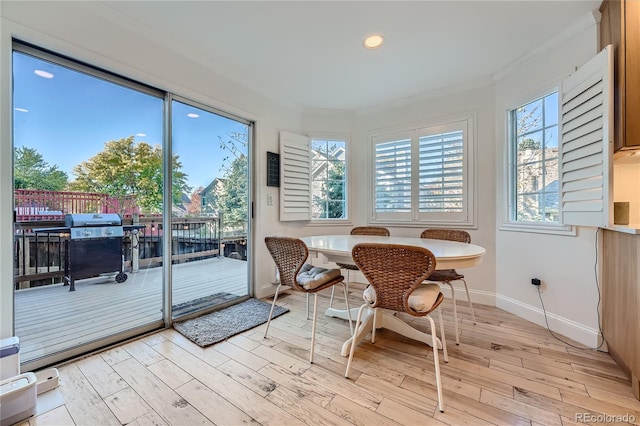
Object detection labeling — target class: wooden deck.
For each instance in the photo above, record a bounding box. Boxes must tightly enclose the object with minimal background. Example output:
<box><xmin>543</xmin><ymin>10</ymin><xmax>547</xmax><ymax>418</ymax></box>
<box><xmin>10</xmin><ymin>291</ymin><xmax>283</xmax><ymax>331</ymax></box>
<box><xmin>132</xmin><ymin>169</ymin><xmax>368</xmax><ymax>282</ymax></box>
<box><xmin>16</xmin><ymin>288</ymin><xmax>640</xmax><ymax>426</ymax></box>
<box><xmin>15</xmin><ymin>256</ymin><xmax>248</xmax><ymax>367</ymax></box>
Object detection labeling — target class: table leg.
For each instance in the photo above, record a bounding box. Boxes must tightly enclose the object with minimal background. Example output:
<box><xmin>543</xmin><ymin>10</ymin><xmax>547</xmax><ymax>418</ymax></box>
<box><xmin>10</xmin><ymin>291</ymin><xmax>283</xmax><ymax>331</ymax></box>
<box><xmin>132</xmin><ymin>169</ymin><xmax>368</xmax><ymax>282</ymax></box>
<box><xmin>325</xmin><ymin>307</ymin><xmax>361</xmax><ymax>320</ymax></box>
<box><xmin>379</xmin><ymin>312</ymin><xmax>442</xmax><ymax>350</ymax></box>
<box><xmin>340</xmin><ymin>308</ymin><xmax>374</xmax><ymax>356</ymax></box>
<box><xmin>339</xmin><ymin>308</ymin><xmax>442</xmax><ymax>356</ymax></box>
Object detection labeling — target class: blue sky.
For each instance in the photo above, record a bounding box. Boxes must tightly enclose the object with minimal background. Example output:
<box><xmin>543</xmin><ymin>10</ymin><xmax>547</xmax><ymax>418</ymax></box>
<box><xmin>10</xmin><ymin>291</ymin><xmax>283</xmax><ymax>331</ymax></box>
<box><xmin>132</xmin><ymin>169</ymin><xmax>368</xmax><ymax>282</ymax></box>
<box><xmin>12</xmin><ymin>51</ymin><xmax>248</xmax><ymax>192</ymax></box>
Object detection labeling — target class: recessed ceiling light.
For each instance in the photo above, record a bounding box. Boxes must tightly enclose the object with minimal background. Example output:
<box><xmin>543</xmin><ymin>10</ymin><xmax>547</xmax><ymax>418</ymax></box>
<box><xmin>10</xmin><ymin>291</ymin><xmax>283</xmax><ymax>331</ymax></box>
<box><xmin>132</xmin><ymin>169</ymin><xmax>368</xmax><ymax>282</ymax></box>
<box><xmin>187</xmin><ymin>113</ymin><xmax>199</xmax><ymax>118</ymax></box>
<box><xmin>34</xmin><ymin>70</ymin><xmax>54</xmax><ymax>79</ymax></box>
<box><xmin>14</xmin><ymin>107</ymin><xmax>28</xmax><ymax>113</ymax></box>
<box><xmin>363</xmin><ymin>34</ymin><xmax>384</xmax><ymax>50</ymax></box>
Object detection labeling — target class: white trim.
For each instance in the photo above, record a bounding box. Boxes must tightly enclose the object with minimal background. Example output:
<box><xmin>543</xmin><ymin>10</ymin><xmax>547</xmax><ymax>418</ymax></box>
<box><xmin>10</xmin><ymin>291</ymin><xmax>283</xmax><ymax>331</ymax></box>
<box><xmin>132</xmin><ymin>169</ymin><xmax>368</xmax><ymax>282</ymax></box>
<box><xmin>496</xmin><ymin>293</ymin><xmax>601</xmax><ymax>349</ymax></box>
<box><xmin>499</xmin><ymin>221</ymin><xmax>576</xmax><ymax>236</ymax></box>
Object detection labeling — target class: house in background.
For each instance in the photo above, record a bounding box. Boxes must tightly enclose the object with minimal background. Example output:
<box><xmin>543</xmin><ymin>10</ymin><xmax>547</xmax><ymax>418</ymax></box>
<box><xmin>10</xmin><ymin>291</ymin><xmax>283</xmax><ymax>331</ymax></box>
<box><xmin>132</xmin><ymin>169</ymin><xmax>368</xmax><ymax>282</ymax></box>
<box><xmin>200</xmin><ymin>178</ymin><xmax>225</xmax><ymax>217</ymax></box>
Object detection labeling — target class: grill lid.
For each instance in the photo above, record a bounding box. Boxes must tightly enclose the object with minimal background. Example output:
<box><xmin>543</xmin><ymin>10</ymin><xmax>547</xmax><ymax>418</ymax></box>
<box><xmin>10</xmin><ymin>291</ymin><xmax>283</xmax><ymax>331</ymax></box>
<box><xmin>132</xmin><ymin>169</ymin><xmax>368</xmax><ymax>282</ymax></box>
<box><xmin>65</xmin><ymin>213</ymin><xmax>122</xmax><ymax>227</ymax></box>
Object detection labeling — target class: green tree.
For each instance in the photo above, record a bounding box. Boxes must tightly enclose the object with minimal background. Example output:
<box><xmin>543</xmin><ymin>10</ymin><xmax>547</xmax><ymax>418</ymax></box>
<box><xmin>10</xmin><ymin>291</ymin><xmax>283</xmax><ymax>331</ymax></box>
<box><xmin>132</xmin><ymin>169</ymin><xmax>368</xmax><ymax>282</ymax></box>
<box><xmin>69</xmin><ymin>136</ymin><xmax>190</xmax><ymax>214</ymax></box>
<box><xmin>326</xmin><ymin>160</ymin><xmax>345</xmax><ymax>218</ymax></box>
<box><xmin>216</xmin><ymin>131</ymin><xmax>248</xmax><ymax>231</ymax></box>
<box><xmin>14</xmin><ymin>146</ymin><xmax>68</xmax><ymax>191</ymax></box>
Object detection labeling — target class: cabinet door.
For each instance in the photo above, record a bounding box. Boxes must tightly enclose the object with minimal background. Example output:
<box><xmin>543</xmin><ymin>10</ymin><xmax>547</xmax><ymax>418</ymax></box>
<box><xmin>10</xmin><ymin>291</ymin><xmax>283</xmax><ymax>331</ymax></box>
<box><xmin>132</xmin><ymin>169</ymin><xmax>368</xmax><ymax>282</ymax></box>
<box><xmin>599</xmin><ymin>0</ymin><xmax>640</xmax><ymax>151</ymax></box>
<box><xmin>625</xmin><ymin>0</ymin><xmax>640</xmax><ymax>149</ymax></box>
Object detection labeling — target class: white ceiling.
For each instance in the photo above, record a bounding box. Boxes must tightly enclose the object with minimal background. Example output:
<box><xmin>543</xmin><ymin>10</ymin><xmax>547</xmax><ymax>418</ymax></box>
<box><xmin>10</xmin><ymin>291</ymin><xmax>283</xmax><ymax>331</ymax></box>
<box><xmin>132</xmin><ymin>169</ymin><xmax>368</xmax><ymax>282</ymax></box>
<box><xmin>35</xmin><ymin>1</ymin><xmax>606</xmax><ymax>111</ymax></box>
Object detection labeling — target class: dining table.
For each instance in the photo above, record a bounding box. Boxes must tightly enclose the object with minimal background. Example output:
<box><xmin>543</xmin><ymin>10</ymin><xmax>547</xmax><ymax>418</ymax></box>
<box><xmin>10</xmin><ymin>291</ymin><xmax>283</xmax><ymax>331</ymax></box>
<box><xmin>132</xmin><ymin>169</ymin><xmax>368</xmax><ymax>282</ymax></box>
<box><xmin>300</xmin><ymin>234</ymin><xmax>486</xmax><ymax>356</ymax></box>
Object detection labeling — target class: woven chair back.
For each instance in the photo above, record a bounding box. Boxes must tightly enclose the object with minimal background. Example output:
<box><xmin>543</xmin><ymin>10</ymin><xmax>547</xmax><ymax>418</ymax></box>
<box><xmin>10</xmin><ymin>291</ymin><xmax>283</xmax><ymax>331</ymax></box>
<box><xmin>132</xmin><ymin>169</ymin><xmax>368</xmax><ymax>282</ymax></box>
<box><xmin>265</xmin><ymin>237</ymin><xmax>308</xmax><ymax>291</ymax></box>
<box><xmin>420</xmin><ymin>229</ymin><xmax>470</xmax><ymax>244</ymax></box>
<box><xmin>351</xmin><ymin>243</ymin><xmax>438</xmax><ymax>316</ymax></box>
<box><xmin>351</xmin><ymin>226</ymin><xmax>390</xmax><ymax>236</ymax></box>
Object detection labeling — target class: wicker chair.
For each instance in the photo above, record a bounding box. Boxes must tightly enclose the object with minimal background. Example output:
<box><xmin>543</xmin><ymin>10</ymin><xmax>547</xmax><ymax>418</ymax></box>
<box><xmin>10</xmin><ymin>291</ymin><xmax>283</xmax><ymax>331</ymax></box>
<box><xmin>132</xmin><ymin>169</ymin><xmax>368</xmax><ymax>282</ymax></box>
<box><xmin>329</xmin><ymin>226</ymin><xmax>390</xmax><ymax>329</ymax></box>
<box><xmin>421</xmin><ymin>229</ymin><xmax>476</xmax><ymax>345</ymax></box>
<box><xmin>345</xmin><ymin>243</ymin><xmax>448</xmax><ymax>412</ymax></box>
<box><xmin>264</xmin><ymin>236</ymin><xmax>351</xmax><ymax>363</ymax></box>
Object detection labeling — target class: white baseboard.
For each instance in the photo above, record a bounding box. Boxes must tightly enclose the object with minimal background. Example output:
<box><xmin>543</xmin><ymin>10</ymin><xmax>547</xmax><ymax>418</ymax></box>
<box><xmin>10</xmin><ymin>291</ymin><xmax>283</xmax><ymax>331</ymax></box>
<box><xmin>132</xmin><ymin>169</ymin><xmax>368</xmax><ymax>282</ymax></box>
<box><xmin>495</xmin><ymin>293</ymin><xmax>602</xmax><ymax>349</ymax></box>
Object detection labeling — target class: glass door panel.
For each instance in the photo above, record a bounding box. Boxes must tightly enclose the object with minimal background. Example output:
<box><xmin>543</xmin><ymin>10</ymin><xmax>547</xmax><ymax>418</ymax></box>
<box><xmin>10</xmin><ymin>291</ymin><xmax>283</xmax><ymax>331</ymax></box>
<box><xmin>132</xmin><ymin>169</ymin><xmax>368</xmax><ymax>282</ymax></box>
<box><xmin>12</xmin><ymin>47</ymin><xmax>164</xmax><ymax>370</ymax></box>
<box><xmin>170</xmin><ymin>100</ymin><xmax>250</xmax><ymax>319</ymax></box>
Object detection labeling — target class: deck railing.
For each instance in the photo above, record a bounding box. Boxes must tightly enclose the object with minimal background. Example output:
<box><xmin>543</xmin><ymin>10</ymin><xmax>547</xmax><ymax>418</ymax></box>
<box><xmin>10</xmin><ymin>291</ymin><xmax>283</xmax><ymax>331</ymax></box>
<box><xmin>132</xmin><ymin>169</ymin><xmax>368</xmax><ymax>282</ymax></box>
<box><xmin>14</xmin><ymin>189</ymin><xmax>139</xmax><ymax>221</ymax></box>
<box><xmin>12</xmin><ymin>215</ymin><xmax>240</xmax><ymax>290</ymax></box>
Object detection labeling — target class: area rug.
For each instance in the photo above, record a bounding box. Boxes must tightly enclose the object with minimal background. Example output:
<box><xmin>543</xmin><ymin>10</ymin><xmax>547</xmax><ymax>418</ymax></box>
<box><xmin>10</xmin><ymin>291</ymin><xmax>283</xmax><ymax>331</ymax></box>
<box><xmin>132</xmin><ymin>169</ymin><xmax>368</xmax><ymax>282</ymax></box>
<box><xmin>173</xmin><ymin>298</ymin><xmax>289</xmax><ymax>347</ymax></box>
<box><xmin>172</xmin><ymin>292</ymin><xmax>241</xmax><ymax>318</ymax></box>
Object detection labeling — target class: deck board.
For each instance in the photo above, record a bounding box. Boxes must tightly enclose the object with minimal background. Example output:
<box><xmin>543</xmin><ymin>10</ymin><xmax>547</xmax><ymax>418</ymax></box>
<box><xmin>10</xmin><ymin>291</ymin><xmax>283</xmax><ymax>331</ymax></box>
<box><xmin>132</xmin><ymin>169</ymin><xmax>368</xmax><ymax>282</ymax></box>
<box><xmin>15</xmin><ymin>256</ymin><xmax>248</xmax><ymax>364</ymax></box>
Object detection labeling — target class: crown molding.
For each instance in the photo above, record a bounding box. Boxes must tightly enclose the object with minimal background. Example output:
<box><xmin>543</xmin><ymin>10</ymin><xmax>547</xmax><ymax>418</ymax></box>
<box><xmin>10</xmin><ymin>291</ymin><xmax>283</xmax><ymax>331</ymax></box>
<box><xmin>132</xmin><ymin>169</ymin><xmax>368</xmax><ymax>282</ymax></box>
<box><xmin>493</xmin><ymin>9</ymin><xmax>601</xmax><ymax>83</ymax></box>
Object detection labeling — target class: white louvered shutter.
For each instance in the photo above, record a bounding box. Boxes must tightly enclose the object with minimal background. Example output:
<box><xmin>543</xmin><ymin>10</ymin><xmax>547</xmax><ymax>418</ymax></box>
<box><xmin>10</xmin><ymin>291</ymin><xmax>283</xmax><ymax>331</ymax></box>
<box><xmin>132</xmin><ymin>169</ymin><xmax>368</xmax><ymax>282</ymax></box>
<box><xmin>279</xmin><ymin>131</ymin><xmax>311</xmax><ymax>221</ymax></box>
<box><xmin>560</xmin><ymin>45</ymin><xmax>613</xmax><ymax>228</ymax></box>
<box><xmin>373</xmin><ymin>133</ymin><xmax>413</xmax><ymax>221</ymax></box>
<box><xmin>418</xmin><ymin>124</ymin><xmax>467</xmax><ymax>221</ymax></box>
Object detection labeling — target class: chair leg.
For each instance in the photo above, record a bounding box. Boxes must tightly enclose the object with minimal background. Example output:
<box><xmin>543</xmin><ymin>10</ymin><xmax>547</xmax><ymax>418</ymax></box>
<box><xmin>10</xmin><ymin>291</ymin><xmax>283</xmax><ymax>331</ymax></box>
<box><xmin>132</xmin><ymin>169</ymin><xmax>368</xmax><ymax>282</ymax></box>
<box><xmin>306</xmin><ymin>293</ymin><xmax>310</xmax><ymax>320</ymax></box>
<box><xmin>264</xmin><ymin>284</ymin><xmax>281</xmax><ymax>338</ymax></box>
<box><xmin>329</xmin><ymin>269</ymin><xmax>350</xmax><ymax>309</ymax></box>
<box><xmin>427</xmin><ymin>315</ymin><xmax>445</xmax><ymax>413</ymax></box>
<box><xmin>438</xmin><ymin>308</ymin><xmax>448</xmax><ymax>363</ymax></box>
<box><xmin>341</xmin><ymin>282</ymin><xmax>354</xmax><ymax>335</ymax></box>
<box><xmin>310</xmin><ymin>293</ymin><xmax>319</xmax><ymax>363</ymax></box>
<box><xmin>444</xmin><ymin>281</ymin><xmax>460</xmax><ymax>345</ymax></box>
<box><xmin>329</xmin><ymin>284</ymin><xmax>336</xmax><ymax>308</ymax></box>
<box><xmin>345</xmin><ymin>304</ymin><xmax>367</xmax><ymax>378</ymax></box>
<box><xmin>371</xmin><ymin>308</ymin><xmax>379</xmax><ymax>344</ymax></box>
<box><xmin>460</xmin><ymin>278</ymin><xmax>477</xmax><ymax>325</ymax></box>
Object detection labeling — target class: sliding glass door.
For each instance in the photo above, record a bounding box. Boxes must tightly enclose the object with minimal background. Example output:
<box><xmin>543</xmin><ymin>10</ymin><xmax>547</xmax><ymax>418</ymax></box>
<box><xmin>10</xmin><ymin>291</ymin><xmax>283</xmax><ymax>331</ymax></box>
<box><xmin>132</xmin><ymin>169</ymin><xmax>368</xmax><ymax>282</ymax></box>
<box><xmin>12</xmin><ymin>45</ymin><xmax>165</xmax><ymax>370</ymax></box>
<box><xmin>170</xmin><ymin>99</ymin><xmax>250</xmax><ymax>320</ymax></box>
<box><xmin>11</xmin><ymin>42</ymin><xmax>252</xmax><ymax>370</ymax></box>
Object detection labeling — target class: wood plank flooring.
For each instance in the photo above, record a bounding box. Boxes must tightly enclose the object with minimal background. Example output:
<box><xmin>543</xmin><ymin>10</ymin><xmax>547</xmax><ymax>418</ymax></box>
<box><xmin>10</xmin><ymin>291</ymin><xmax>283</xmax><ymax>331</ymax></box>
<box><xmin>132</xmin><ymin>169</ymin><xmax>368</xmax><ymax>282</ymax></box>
<box><xmin>17</xmin><ymin>286</ymin><xmax>640</xmax><ymax>426</ymax></box>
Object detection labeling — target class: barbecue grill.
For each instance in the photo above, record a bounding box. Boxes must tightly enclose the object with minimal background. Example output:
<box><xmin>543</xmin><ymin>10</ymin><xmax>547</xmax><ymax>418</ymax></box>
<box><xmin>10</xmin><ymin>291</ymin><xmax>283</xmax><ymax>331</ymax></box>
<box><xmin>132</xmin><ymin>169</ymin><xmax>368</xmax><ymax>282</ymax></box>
<box><xmin>63</xmin><ymin>213</ymin><xmax>127</xmax><ymax>291</ymax></box>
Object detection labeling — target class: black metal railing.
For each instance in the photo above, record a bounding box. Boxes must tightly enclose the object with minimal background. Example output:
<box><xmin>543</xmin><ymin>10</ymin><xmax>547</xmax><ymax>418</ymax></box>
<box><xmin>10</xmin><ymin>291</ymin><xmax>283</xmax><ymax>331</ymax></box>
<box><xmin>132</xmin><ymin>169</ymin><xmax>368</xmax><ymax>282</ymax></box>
<box><xmin>13</xmin><ymin>216</ymin><xmax>244</xmax><ymax>290</ymax></box>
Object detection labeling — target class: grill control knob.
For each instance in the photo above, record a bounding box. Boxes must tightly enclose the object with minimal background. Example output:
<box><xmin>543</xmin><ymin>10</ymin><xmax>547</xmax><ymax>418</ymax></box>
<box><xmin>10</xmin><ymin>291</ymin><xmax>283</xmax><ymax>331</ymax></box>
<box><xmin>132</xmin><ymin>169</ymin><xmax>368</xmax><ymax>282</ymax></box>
<box><xmin>105</xmin><ymin>228</ymin><xmax>113</xmax><ymax>235</ymax></box>
<box><xmin>82</xmin><ymin>230</ymin><xmax>91</xmax><ymax>236</ymax></box>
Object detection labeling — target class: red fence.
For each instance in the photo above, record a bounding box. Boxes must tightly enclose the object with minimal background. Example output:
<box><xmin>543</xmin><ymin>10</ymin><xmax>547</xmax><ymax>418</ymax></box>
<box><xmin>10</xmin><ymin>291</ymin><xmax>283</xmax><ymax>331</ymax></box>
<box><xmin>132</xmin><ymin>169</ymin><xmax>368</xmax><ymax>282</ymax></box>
<box><xmin>14</xmin><ymin>189</ymin><xmax>139</xmax><ymax>221</ymax></box>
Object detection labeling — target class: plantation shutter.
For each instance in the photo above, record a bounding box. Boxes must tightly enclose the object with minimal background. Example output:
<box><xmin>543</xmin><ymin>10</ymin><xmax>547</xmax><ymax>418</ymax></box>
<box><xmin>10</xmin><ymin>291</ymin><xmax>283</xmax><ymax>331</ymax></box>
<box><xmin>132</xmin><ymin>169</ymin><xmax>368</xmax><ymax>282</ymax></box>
<box><xmin>279</xmin><ymin>131</ymin><xmax>311</xmax><ymax>221</ymax></box>
<box><xmin>373</xmin><ymin>133</ymin><xmax>413</xmax><ymax>221</ymax></box>
<box><xmin>560</xmin><ymin>45</ymin><xmax>613</xmax><ymax>228</ymax></box>
<box><xmin>418</xmin><ymin>129</ymin><xmax>465</xmax><ymax>214</ymax></box>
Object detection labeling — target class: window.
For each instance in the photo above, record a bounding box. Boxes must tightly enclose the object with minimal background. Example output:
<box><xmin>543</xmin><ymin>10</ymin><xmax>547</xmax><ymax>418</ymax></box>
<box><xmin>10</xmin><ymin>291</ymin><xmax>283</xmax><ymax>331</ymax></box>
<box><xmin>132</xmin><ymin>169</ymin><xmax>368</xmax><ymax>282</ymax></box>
<box><xmin>508</xmin><ymin>92</ymin><xmax>560</xmax><ymax>223</ymax></box>
<box><xmin>311</xmin><ymin>138</ymin><xmax>347</xmax><ymax>220</ymax></box>
<box><xmin>371</xmin><ymin>116</ymin><xmax>475</xmax><ymax>226</ymax></box>
<box><xmin>503</xmin><ymin>46</ymin><xmax>613</xmax><ymax>234</ymax></box>
<box><xmin>279</xmin><ymin>131</ymin><xmax>348</xmax><ymax>222</ymax></box>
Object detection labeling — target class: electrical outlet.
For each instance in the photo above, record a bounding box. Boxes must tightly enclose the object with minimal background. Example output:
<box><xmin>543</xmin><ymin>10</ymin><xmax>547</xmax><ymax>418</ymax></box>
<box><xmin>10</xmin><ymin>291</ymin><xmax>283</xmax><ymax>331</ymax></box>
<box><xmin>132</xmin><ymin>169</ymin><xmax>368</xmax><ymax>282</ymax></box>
<box><xmin>531</xmin><ymin>277</ymin><xmax>542</xmax><ymax>293</ymax></box>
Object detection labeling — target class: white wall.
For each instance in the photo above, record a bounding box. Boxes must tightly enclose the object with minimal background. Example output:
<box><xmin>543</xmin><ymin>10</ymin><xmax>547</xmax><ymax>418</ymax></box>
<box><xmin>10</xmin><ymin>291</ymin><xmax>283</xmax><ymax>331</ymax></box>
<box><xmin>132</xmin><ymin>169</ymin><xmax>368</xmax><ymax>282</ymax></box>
<box><xmin>494</xmin><ymin>19</ymin><xmax>601</xmax><ymax>347</ymax></box>
<box><xmin>0</xmin><ymin>1</ymin><xmax>303</xmax><ymax>336</ymax></box>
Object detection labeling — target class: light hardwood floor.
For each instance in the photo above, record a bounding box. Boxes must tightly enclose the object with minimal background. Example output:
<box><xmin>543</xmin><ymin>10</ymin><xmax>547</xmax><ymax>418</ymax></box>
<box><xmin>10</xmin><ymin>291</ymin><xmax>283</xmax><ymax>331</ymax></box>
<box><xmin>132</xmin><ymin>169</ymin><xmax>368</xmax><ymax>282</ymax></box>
<box><xmin>17</xmin><ymin>285</ymin><xmax>640</xmax><ymax>426</ymax></box>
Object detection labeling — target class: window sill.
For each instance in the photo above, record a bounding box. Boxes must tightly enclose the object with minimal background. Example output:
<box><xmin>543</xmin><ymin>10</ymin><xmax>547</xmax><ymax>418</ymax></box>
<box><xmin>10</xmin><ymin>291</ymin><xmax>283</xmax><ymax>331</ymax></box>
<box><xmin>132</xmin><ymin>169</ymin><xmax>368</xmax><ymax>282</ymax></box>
<box><xmin>499</xmin><ymin>221</ymin><xmax>576</xmax><ymax>236</ymax></box>
<box><xmin>307</xmin><ymin>220</ymin><xmax>352</xmax><ymax>227</ymax></box>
